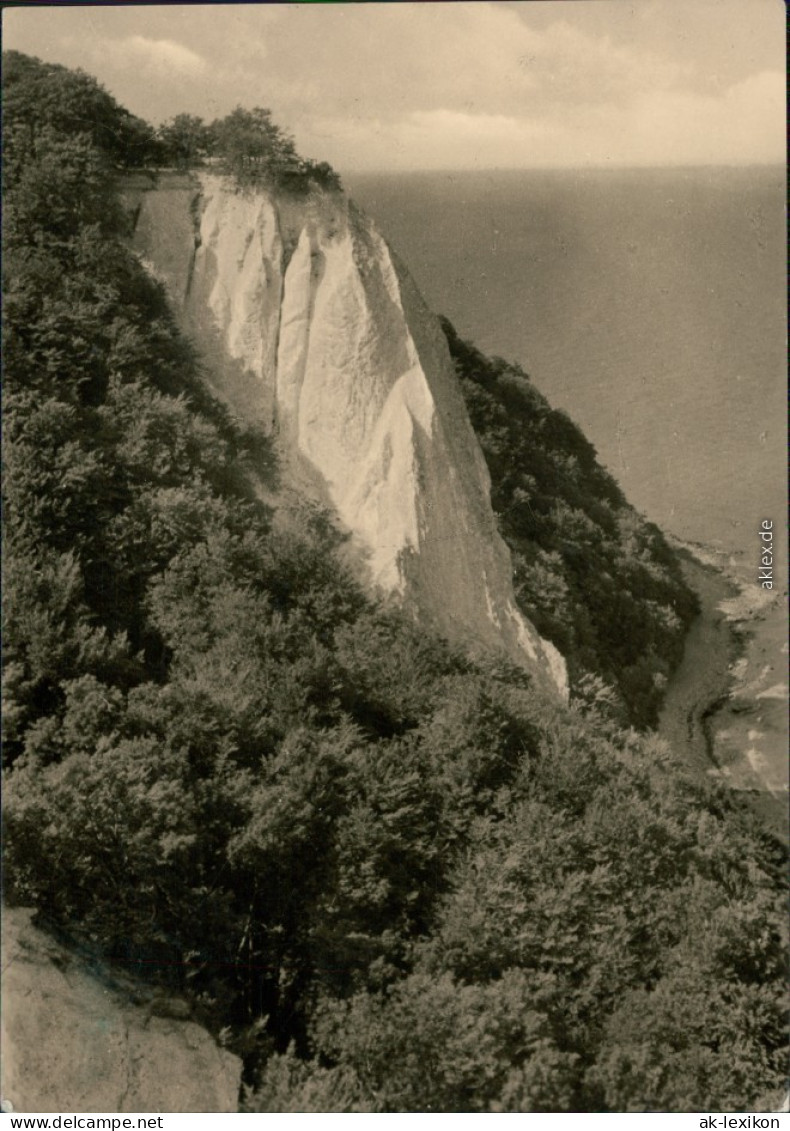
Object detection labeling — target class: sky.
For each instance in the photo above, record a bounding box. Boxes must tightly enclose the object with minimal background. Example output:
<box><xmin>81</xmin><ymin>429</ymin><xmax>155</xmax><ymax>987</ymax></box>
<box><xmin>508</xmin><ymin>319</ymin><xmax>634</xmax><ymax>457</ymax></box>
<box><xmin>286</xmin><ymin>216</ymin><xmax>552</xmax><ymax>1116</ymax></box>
<box><xmin>2</xmin><ymin>1</ymin><xmax>785</xmax><ymax>172</ymax></box>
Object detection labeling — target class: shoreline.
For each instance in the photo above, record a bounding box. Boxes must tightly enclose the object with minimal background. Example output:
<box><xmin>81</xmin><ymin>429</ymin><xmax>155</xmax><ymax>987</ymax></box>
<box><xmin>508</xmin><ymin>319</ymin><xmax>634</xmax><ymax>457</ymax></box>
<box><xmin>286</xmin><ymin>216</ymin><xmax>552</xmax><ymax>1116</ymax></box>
<box><xmin>658</xmin><ymin>538</ymin><xmax>788</xmax><ymax>840</ymax></box>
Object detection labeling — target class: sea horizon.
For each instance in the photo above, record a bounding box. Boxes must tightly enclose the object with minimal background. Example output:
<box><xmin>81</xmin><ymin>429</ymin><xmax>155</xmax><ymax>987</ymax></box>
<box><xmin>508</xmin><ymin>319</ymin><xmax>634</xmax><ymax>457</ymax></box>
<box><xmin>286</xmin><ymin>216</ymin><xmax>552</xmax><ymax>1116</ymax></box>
<box><xmin>346</xmin><ymin>163</ymin><xmax>787</xmax><ymax>576</ymax></box>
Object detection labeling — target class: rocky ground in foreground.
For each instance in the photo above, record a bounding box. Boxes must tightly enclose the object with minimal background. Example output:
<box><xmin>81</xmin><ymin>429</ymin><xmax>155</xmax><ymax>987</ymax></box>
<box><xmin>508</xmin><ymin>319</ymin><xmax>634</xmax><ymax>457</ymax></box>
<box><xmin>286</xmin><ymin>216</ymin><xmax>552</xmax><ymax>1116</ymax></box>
<box><xmin>1</xmin><ymin>908</ymin><xmax>241</xmax><ymax>1114</ymax></box>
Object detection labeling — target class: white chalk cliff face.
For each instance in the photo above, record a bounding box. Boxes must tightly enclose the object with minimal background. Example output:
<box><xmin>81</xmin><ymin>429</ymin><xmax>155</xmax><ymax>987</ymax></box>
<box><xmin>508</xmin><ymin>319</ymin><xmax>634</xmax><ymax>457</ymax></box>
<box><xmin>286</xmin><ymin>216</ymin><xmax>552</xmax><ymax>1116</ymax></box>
<box><xmin>126</xmin><ymin>172</ymin><xmax>567</xmax><ymax>697</ymax></box>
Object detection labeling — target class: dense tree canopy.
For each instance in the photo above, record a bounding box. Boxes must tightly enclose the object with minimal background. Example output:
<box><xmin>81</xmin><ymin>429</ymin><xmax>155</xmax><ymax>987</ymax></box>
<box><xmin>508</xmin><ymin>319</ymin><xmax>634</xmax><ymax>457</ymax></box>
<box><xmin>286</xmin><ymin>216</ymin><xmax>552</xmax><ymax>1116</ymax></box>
<box><xmin>155</xmin><ymin>113</ymin><xmax>212</xmax><ymax>169</ymax></box>
<box><xmin>154</xmin><ymin>105</ymin><xmax>342</xmax><ymax>192</ymax></box>
<box><xmin>3</xmin><ymin>50</ymin><xmax>158</xmax><ymax>175</ymax></box>
<box><xmin>2</xmin><ymin>53</ymin><xmax>786</xmax><ymax>1113</ymax></box>
<box><xmin>445</xmin><ymin>320</ymin><xmax>699</xmax><ymax>727</ymax></box>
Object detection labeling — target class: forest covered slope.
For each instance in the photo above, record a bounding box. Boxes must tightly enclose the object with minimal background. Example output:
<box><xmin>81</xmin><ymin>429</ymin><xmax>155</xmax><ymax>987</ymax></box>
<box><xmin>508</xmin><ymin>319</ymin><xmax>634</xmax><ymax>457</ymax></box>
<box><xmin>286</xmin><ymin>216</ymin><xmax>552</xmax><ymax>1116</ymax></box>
<box><xmin>2</xmin><ymin>52</ymin><xmax>787</xmax><ymax>1113</ymax></box>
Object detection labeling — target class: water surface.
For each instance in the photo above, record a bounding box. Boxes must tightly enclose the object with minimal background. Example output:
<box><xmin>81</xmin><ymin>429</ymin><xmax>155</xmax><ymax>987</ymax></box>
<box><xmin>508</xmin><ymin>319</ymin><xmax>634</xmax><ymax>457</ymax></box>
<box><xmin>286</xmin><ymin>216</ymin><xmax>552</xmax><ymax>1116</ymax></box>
<box><xmin>346</xmin><ymin>166</ymin><xmax>787</xmax><ymax>575</ymax></box>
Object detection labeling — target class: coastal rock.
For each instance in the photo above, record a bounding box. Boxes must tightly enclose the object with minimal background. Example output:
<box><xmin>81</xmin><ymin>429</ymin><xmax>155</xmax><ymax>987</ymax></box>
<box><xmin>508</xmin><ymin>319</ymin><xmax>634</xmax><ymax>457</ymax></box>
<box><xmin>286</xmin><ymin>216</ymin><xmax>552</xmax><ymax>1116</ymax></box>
<box><xmin>1</xmin><ymin>908</ymin><xmax>241</xmax><ymax>1114</ymax></box>
<box><xmin>124</xmin><ymin>172</ymin><xmax>567</xmax><ymax>697</ymax></box>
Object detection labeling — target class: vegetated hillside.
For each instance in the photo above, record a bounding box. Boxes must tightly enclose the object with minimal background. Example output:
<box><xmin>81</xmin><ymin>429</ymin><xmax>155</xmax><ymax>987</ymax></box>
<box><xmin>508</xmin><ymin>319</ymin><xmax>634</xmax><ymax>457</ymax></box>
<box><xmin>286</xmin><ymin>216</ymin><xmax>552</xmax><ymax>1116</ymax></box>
<box><xmin>444</xmin><ymin>322</ymin><xmax>699</xmax><ymax>728</ymax></box>
<box><xmin>2</xmin><ymin>53</ymin><xmax>787</xmax><ymax>1113</ymax></box>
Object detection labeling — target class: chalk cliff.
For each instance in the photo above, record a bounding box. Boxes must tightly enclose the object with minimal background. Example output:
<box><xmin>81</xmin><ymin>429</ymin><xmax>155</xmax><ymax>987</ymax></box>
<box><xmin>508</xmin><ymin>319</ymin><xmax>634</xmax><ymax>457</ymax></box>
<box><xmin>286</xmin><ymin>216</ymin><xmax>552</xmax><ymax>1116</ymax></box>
<box><xmin>123</xmin><ymin>172</ymin><xmax>567</xmax><ymax>697</ymax></box>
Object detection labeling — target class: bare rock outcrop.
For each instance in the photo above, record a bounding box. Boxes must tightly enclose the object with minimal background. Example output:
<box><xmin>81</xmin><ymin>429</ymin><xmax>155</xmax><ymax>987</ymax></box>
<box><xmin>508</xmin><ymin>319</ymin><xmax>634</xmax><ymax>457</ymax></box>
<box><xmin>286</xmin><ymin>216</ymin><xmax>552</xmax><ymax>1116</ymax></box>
<box><xmin>1</xmin><ymin>908</ymin><xmax>241</xmax><ymax>1114</ymax></box>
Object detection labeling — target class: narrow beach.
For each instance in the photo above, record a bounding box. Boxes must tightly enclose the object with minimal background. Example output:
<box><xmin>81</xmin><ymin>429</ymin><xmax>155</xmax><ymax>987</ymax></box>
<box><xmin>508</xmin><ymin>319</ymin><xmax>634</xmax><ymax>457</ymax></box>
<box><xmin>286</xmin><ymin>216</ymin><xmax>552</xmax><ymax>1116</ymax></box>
<box><xmin>659</xmin><ymin>547</ymin><xmax>788</xmax><ymax>840</ymax></box>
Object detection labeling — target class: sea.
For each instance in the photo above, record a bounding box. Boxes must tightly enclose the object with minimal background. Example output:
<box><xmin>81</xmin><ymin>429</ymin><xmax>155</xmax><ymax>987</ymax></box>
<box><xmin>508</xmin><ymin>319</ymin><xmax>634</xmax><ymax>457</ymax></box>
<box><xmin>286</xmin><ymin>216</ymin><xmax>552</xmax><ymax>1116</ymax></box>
<box><xmin>346</xmin><ymin>166</ymin><xmax>787</xmax><ymax>573</ymax></box>
<box><xmin>346</xmin><ymin>166</ymin><xmax>788</xmax><ymax>808</ymax></box>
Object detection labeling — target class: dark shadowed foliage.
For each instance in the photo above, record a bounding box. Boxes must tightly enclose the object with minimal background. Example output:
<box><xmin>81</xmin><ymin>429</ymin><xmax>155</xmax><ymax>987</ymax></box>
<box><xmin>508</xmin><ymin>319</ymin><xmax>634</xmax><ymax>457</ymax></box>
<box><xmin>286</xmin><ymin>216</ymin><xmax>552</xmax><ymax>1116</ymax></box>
<box><xmin>2</xmin><ymin>53</ymin><xmax>786</xmax><ymax>1113</ymax></box>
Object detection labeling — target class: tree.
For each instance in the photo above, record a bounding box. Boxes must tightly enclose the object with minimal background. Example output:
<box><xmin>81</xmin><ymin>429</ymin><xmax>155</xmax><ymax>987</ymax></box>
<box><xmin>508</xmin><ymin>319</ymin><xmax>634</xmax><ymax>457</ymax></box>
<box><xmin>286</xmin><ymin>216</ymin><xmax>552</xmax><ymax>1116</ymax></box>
<box><xmin>2</xmin><ymin>51</ymin><xmax>155</xmax><ymax>174</ymax></box>
<box><xmin>310</xmin><ymin>971</ymin><xmax>579</xmax><ymax>1112</ymax></box>
<box><xmin>207</xmin><ymin>106</ymin><xmax>342</xmax><ymax>193</ymax></box>
<box><xmin>210</xmin><ymin>106</ymin><xmax>297</xmax><ymax>180</ymax></box>
<box><xmin>157</xmin><ymin>114</ymin><xmax>212</xmax><ymax>168</ymax></box>
<box><xmin>2</xmin><ymin>53</ymin><xmax>785</xmax><ymax>1113</ymax></box>
<box><xmin>442</xmin><ymin>316</ymin><xmax>698</xmax><ymax>726</ymax></box>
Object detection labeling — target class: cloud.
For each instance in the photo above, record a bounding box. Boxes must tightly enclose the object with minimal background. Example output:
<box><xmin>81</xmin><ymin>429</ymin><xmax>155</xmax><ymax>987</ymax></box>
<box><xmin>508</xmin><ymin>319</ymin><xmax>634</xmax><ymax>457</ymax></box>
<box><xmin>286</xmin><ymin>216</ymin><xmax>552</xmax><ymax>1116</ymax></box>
<box><xmin>235</xmin><ymin>2</ymin><xmax>683</xmax><ymax>124</ymax></box>
<box><xmin>571</xmin><ymin>69</ymin><xmax>786</xmax><ymax>166</ymax></box>
<box><xmin>121</xmin><ymin>35</ymin><xmax>206</xmax><ymax>76</ymax></box>
<box><xmin>301</xmin><ymin>66</ymin><xmax>786</xmax><ymax>171</ymax></box>
<box><xmin>1</xmin><ymin>2</ymin><xmax>784</xmax><ymax>169</ymax></box>
<box><xmin>203</xmin><ymin>2</ymin><xmax>752</xmax><ymax>168</ymax></box>
<box><xmin>297</xmin><ymin>109</ymin><xmax>569</xmax><ymax>172</ymax></box>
